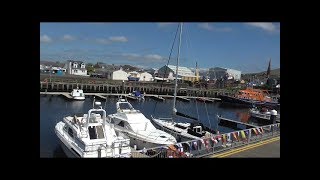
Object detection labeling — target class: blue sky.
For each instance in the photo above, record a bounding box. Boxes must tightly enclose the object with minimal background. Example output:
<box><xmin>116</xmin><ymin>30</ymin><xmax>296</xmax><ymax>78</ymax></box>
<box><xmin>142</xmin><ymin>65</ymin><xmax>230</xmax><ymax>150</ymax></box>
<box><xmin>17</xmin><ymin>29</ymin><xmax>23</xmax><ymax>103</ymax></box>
<box><xmin>40</xmin><ymin>22</ymin><xmax>280</xmax><ymax>73</ymax></box>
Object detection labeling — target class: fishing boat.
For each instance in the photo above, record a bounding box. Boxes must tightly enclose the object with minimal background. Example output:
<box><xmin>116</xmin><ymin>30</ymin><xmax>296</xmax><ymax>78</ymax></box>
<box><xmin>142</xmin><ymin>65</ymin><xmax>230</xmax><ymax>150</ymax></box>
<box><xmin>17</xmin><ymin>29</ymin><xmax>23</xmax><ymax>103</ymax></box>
<box><xmin>218</xmin><ymin>87</ymin><xmax>279</xmax><ymax>108</ymax></box>
<box><xmin>107</xmin><ymin>98</ymin><xmax>177</xmax><ymax>150</ymax></box>
<box><xmin>150</xmin><ymin>23</ymin><xmax>216</xmax><ymax>142</ymax></box>
<box><xmin>54</xmin><ymin>100</ymin><xmax>131</xmax><ymax>158</ymax></box>
<box><xmin>70</xmin><ymin>87</ymin><xmax>85</xmax><ymax>100</ymax></box>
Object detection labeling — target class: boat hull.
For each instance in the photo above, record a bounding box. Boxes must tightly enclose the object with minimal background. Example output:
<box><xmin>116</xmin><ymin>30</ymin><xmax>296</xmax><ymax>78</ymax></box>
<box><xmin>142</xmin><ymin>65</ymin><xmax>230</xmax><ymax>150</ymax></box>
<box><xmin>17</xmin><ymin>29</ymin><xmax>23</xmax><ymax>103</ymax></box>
<box><xmin>219</xmin><ymin>95</ymin><xmax>279</xmax><ymax>108</ymax></box>
<box><xmin>55</xmin><ymin>129</ymin><xmax>81</xmax><ymax>158</ymax></box>
<box><xmin>114</xmin><ymin>127</ymin><xmax>175</xmax><ymax>150</ymax></box>
<box><xmin>59</xmin><ymin>139</ymin><xmax>80</xmax><ymax>158</ymax></box>
<box><xmin>150</xmin><ymin>119</ymin><xmax>197</xmax><ymax>142</ymax></box>
<box><xmin>72</xmin><ymin>96</ymin><xmax>85</xmax><ymax>100</ymax></box>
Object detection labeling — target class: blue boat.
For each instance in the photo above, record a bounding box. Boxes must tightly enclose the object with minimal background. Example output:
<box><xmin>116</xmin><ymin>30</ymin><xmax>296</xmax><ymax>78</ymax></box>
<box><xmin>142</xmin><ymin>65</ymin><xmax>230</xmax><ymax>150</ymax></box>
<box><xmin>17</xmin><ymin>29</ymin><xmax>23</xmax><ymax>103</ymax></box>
<box><xmin>127</xmin><ymin>76</ymin><xmax>140</xmax><ymax>81</ymax></box>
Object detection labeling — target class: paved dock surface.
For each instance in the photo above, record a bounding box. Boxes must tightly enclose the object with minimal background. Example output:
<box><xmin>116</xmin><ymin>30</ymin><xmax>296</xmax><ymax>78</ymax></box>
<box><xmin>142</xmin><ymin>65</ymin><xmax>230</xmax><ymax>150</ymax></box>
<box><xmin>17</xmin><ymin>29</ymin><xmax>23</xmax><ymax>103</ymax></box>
<box><xmin>211</xmin><ymin>137</ymin><xmax>280</xmax><ymax>158</ymax></box>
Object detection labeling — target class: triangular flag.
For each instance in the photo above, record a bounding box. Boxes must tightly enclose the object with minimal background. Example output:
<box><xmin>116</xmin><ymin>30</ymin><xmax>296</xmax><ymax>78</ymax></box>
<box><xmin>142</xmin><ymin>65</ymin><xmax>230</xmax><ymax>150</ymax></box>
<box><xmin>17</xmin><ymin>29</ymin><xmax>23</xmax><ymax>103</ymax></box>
<box><xmin>256</xmin><ymin>128</ymin><xmax>261</xmax><ymax>134</ymax></box>
<box><xmin>200</xmin><ymin>139</ymin><xmax>205</xmax><ymax>145</ymax></box>
<box><xmin>227</xmin><ymin>133</ymin><xmax>231</xmax><ymax>142</ymax></box>
<box><xmin>245</xmin><ymin>130</ymin><xmax>249</xmax><ymax>136</ymax></box>
<box><xmin>222</xmin><ymin>134</ymin><xmax>227</xmax><ymax>143</ymax></box>
<box><xmin>240</xmin><ymin>131</ymin><xmax>246</xmax><ymax>139</ymax></box>
<box><xmin>232</xmin><ymin>132</ymin><xmax>239</xmax><ymax>141</ymax></box>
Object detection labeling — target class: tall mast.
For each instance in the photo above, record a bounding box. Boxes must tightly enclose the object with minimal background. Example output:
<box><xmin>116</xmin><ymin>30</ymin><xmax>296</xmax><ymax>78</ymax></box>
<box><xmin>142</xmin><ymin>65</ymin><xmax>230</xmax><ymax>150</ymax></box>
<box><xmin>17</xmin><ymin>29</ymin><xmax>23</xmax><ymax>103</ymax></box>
<box><xmin>173</xmin><ymin>22</ymin><xmax>183</xmax><ymax>115</ymax></box>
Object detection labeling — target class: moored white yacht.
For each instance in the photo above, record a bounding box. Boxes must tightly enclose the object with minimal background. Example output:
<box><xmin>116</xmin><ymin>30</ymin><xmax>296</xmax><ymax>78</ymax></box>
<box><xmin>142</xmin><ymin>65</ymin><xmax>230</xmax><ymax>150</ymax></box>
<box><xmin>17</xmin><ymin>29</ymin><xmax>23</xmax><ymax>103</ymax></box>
<box><xmin>151</xmin><ymin>117</ymin><xmax>213</xmax><ymax>142</ymax></box>
<box><xmin>54</xmin><ymin>101</ymin><xmax>131</xmax><ymax>158</ymax></box>
<box><xmin>107</xmin><ymin>98</ymin><xmax>177</xmax><ymax>150</ymax></box>
<box><xmin>71</xmin><ymin>87</ymin><xmax>85</xmax><ymax>100</ymax></box>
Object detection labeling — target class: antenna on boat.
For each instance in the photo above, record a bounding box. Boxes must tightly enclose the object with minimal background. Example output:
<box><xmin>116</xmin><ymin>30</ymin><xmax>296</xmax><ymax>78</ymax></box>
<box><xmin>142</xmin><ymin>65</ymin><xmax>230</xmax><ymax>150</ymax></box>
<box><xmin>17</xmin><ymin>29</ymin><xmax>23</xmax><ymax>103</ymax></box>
<box><xmin>92</xmin><ymin>96</ymin><xmax>95</xmax><ymax>109</ymax></box>
<box><xmin>172</xmin><ymin>22</ymin><xmax>183</xmax><ymax>119</ymax></box>
<box><xmin>104</xmin><ymin>96</ymin><xmax>107</xmax><ymax>110</ymax></box>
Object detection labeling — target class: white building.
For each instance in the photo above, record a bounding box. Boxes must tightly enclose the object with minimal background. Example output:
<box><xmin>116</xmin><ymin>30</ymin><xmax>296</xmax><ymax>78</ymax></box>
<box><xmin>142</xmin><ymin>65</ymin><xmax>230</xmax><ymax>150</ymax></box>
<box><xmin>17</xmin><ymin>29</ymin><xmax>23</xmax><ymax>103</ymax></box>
<box><xmin>209</xmin><ymin>67</ymin><xmax>241</xmax><ymax>80</ymax></box>
<box><xmin>64</xmin><ymin>60</ymin><xmax>88</xmax><ymax>76</ymax></box>
<box><xmin>226</xmin><ymin>68</ymin><xmax>241</xmax><ymax>80</ymax></box>
<box><xmin>157</xmin><ymin>65</ymin><xmax>198</xmax><ymax>82</ymax></box>
<box><xmin>139</xmin><ymin>72</ymin><xmax>153</xmax><ymax>81</ymax></box>
<box><xmin>111</xmin><ymin>68</ymin><xmax>128</xmax><ymax>81</ymax></box>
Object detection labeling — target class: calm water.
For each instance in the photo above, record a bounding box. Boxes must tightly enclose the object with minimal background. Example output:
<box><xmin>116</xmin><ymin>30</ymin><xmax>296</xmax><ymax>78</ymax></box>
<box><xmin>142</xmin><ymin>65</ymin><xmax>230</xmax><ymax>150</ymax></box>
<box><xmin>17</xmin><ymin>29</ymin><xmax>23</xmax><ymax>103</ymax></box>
<box><xmin>40</xmin><ymin>95</ymin><xmax>250</xmax><ymax>158</ymax></box>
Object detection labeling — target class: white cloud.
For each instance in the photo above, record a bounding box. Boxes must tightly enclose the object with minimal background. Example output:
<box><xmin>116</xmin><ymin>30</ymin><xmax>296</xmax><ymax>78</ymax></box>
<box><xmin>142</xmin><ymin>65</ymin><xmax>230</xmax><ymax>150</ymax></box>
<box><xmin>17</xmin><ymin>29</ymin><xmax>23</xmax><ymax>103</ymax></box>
<box><xmin>122</xmin><ymin>53</ymin><xmax>141</xmax><ymax>59</ymax></box>
<box><xmin>62</xmin><ymin>34</ymin><xmax>76</xmax><ymax>41</ymax></box>
<box><xmin>157</xmin><ymin>23</ymin><xmax>176</xmax><ymax>28</ymax></box>
<box><xmin>40</xmin><ymin>34</ymin><xmax>52</xmax><ymax>43</ymax></box>
<box><xmin>245</xmin><ymin>23</ymin><xmax>277</xmax><ymax>32</ymax></box>
<box><xmin>144</xmin><ymin>54</ymin><xmax>163</xmax><ymax>61</ymax></box>
<box><xmin>198</xmin><ymin>23</ymin><xmax>213</xmax><ymax>31</ymax></box>
<box><xmin>109</xmin><ymin>36</ymin><xmax>128</xmax><ymax>42</ymax></box>
<box><xmin>96</xmin><ymin>38</ymin><xmax>111</xmax><ymax>44</ymax></box>
<box><xmin>198</xmin><ymin>23</ymin><xmax>232</xmax><ymax>32</ymax></box>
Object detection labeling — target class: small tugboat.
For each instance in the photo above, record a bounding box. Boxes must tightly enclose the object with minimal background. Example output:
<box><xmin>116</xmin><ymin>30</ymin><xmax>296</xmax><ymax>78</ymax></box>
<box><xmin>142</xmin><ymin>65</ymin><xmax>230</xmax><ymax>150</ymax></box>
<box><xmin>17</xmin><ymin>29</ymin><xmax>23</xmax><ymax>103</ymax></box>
<box><xmin>54</xmin><ymin>100</ymin><xmax>131</xmax><ymax>158</ymax></box>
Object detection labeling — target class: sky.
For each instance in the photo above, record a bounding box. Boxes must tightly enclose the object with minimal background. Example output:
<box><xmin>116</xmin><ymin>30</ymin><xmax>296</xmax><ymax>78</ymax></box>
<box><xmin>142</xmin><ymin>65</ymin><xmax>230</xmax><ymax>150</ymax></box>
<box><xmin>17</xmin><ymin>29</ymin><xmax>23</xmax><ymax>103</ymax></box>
<box><xmin>40</xmin><ymin>22</ymin><xmax>280</xmax><ymax>73</ymax></box>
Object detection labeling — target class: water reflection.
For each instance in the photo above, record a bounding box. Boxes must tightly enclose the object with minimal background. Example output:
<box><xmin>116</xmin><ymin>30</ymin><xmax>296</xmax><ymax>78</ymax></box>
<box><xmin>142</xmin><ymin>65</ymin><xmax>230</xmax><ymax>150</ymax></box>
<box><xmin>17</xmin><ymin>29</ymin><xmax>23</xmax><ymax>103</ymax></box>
<box><xmin>53</xmin><ymin>145</ymin><xmax>67</xmax><ymax>158</ymax></box>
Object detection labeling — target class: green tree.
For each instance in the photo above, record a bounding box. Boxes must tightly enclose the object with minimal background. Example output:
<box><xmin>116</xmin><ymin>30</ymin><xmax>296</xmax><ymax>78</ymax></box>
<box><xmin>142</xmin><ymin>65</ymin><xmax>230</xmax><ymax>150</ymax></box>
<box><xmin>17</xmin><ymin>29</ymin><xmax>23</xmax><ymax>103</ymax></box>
<box><xmin>86</xmin><ymin>63</ymin><xmax>95</xmax><ymax>74</ymax></box>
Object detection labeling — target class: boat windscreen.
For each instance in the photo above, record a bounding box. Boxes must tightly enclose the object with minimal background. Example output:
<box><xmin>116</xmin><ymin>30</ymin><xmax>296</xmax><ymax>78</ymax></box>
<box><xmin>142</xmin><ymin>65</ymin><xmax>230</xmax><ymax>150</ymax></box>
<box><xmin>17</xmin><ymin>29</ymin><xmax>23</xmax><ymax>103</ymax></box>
<box><xmin>119</xmin><ymin>103</ymin><xmax>132</xmax><ymax>110</ymax></box>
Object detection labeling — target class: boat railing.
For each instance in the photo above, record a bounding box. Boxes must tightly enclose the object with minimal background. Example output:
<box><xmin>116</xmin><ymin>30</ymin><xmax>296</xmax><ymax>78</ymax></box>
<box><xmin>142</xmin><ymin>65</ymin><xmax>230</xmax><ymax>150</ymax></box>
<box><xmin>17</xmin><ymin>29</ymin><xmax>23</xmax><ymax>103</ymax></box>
<box><xmin>131</xmin><ymin>122</ymin><xmax>280</xmax><ymax>158</ymax></box>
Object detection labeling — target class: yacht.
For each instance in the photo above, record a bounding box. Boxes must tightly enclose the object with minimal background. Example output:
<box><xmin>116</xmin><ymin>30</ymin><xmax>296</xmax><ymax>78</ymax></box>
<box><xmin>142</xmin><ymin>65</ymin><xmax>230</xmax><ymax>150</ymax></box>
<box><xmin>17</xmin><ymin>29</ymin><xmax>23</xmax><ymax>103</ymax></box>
<box><xmin>150</xmin><ymin>23</ymin><xmax>216</xmax><ymax>142</ymax></box>
<box><xmin>54</xmin><ymin>101</ymin><xmax>131</xmax><ymax>158</ymax></box>
<box><xmin>71</xmin><ymin>87</ymin><xmax>85</xmax><ymax>100</ymax></box>
<box><xmin>107</xmin><ymin>98</ymin><xmax>177</xmax><ymax>150</ymax></box>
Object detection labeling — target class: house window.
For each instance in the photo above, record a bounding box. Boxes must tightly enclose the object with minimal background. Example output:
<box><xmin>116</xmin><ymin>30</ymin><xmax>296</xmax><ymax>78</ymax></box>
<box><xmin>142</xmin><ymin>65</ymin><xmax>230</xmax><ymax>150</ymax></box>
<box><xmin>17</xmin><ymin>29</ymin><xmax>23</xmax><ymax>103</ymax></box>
<box><xmin>73</xmin><ymin>63</ymin><xmax>78</xmax><ymax>68</ymax></box>
<box><xmin>74</xmin><ymin>69</ymin><xmax>78</xmax><ymax>73</ymax></box>
<box><xmin>82</xmin><ymin>70</ymin><xmax>85</xmax><ymax>73</ymax></box>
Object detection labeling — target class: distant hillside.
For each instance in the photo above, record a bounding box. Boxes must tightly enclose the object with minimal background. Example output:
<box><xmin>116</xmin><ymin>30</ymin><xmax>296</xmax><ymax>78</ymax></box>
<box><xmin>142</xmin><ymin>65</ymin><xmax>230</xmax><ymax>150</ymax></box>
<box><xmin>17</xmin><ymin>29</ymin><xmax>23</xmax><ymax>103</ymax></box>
<box><xmin>242</xmin><ymin>68</ymin><xmax>280</xmax><ymax>80</ymax></box>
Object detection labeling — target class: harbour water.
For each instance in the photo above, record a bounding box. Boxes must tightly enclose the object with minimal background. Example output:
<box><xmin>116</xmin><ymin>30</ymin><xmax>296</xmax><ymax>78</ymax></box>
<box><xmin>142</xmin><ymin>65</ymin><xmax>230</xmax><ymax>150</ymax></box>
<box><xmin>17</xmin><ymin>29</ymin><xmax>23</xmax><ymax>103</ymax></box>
<box><xmin>40</xmin><ymin>95</ymin><xmax>252</xmax><ymax>158</ymax></box>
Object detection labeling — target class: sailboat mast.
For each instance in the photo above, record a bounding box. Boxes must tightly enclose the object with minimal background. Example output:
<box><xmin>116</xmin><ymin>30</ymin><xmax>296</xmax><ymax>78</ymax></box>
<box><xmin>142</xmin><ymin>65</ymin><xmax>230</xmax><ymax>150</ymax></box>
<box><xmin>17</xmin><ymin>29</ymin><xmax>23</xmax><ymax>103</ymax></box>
<box><xmin>173</xmin><ymin>22</ymin><xmax>183</xmax><ymax>115</ymax></box>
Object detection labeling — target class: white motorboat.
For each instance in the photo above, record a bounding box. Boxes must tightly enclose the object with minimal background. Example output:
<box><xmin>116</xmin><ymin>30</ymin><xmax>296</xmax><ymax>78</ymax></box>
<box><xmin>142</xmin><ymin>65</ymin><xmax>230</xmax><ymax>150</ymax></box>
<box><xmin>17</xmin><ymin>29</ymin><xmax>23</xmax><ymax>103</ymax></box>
<box><xmin>150</xmin><ymin>23</ymin><xmax>215</xmax><ymax>142</ymax></box>
<box><xmin>107</xmin><ymin>98</ymin><xmax>177</xmax><ymax>150</ymax></box>
<box><xmin>71</xmin><ymin>88</ymin><xmax>85</xmax><ymax>100</ymax></box>
<box><xmin>54</xmin><ymin>101</ymin><xmax>131</xmax><ymax>158</ymax></box>
<box><xmin>249</xmin><ymin>107</ymin><xmax>280</xmax><ymax>121</ymax></box>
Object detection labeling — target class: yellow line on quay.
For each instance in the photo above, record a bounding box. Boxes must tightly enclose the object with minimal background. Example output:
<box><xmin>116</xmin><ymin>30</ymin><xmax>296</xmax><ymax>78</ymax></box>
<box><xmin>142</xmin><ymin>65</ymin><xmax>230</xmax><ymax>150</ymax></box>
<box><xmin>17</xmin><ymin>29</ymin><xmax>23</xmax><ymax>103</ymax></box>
<box><xmin>211</xmin><ymin>136</ymin><xmax>280</xmax><ymax>158</ymax></box>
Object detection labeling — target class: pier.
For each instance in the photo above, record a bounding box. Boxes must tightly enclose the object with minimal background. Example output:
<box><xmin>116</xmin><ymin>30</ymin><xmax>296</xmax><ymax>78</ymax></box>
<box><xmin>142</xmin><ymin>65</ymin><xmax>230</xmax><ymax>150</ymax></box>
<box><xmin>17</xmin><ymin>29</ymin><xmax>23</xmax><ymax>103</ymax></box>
<box><xmin>217</xmin><ymin>115</ymin><xmax>259</xmax><ymax>129</ymax></box>
<box><xmin>40</xmin><ymin>92</ymin><xmax>221</xmax><ymax>102</ymax></box>
<box><xmin>40</xmin><ymin>80</ymin><xmax>229</xmax><ymax>99</ymax></box>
